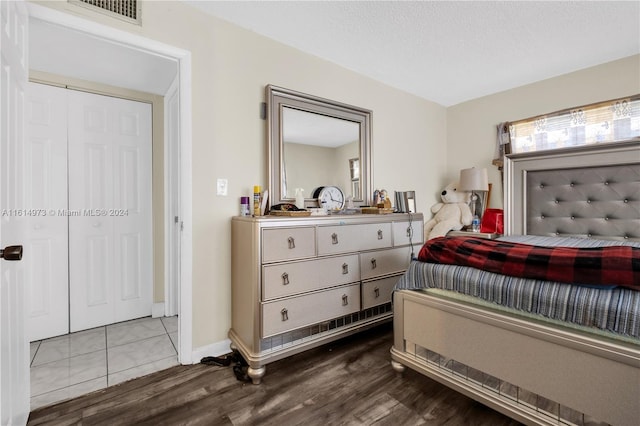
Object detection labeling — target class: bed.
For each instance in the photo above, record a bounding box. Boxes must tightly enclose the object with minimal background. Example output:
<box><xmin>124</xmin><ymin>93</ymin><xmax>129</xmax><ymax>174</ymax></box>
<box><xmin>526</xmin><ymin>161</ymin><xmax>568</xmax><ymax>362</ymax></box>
<box><xmin>390</xmin><ymin>141</ymin><xmax>640</xmax><ymax>426</ymax></box>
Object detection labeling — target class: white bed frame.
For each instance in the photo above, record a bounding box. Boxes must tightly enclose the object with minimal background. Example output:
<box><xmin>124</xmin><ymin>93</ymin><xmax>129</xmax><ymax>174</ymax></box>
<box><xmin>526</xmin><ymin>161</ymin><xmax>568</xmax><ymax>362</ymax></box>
<box><xmin>391</xmin><ymin>141</ymin><xmax>640</xmax><ymax>426</ymax></box>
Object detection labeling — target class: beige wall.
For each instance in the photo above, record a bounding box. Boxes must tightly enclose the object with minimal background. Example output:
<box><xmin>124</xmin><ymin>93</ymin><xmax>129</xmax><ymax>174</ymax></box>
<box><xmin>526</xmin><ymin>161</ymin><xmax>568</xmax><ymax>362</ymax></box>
<box><xmin>33</xmin><ymin>1</ymin><xmax>639</xmax><ymax>353</ymax></box>
<box><xmin>283</xmin><ymin>143</ymin><xmax>336</xmax><ymax>198</ymax></box>
<box><xmin>285</xmin><ymin>141</ymin><xmax>360</xmax><ymax>201</ymax></box>
<box><xmin>34</xmin><ymin>1</ymin><xmax>445</xmax><ymax>350</ymax></box>
<box><xmin>446</xmin><ymin>55</ymin><xmax>640</xmax><ymax>209</ymax></box>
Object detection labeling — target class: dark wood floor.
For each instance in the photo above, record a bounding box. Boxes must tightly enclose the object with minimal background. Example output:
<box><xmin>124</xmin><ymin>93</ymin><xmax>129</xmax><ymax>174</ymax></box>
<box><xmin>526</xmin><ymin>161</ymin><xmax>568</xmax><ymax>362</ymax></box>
<box><xmin>28</xmin><ymin>323</ymin><xmax>521</xmax><ymax>425</ymax></box>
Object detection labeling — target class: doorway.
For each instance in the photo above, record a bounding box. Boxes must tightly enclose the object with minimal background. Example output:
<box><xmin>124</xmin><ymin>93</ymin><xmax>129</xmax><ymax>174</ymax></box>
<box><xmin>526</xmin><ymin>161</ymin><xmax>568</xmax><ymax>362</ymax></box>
<box><xmin>24</xmin><ymin>0</ymin><xmax>194</xmax><ymax>408</ymax></box>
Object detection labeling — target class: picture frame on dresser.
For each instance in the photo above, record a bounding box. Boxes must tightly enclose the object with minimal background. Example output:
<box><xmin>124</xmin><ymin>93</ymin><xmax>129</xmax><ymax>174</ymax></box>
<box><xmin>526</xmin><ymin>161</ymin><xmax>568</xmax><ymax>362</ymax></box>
<box><xmin>394</xmin><ymin>191</ymin><xmax>416</xmax><ymax>213</ymax></box>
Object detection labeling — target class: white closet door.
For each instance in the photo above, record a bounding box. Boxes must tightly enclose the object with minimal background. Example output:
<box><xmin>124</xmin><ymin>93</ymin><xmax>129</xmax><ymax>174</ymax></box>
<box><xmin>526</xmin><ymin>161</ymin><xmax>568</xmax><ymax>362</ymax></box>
<box><xmin>25</xmin><ymin>82</ymin><xmax>69</xmax><ymax>341</ymax></box>
<box><xmin>68</xmin><ymin>90</ymin><xmax>152</xmax><ymax>332</ymax></box>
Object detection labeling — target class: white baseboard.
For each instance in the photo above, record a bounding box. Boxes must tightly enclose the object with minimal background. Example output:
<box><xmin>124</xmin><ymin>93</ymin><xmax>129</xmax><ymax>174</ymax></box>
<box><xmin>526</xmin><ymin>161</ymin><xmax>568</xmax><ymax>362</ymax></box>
<box><xmin>151</xmin><ymin>302</ymin><xmax>165</xmax><ymax>318</ymax></box>
<box><xmin>191</xmin><ymin>339</ymin><xmax>232</xmax><ymax>364</ymax></box>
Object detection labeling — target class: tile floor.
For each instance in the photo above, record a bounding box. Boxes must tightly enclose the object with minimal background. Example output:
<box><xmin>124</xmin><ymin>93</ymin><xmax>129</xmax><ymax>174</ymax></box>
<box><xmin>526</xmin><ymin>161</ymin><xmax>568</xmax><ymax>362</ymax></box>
<box><xmin>30</xmin><ymin>316</ymin><xmax>179</xmax><ymax>410</ymax></box>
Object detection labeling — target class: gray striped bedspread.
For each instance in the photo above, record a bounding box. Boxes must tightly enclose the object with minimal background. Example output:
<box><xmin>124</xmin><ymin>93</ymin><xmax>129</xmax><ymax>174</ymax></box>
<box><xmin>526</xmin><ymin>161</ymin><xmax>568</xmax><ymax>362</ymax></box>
<box><xmin>394</xmin><ymin>236</ymin><xmax>640</xmax><ymax>339</ymax></box>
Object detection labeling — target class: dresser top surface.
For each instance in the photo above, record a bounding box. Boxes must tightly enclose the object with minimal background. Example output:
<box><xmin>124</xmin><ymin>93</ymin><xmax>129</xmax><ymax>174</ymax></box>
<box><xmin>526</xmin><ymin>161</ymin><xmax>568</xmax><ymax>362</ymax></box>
<box><xmin>233</xmin><ymin>212</ymin><xmax>423</xmax><ymax>228</ymax></box>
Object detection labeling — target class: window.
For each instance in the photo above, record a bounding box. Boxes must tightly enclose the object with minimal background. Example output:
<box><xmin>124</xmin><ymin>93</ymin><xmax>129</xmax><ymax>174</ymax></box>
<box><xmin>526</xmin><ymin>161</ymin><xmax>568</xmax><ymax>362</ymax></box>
<box><xmin>508</xmin><ymin>95</ymin><xmax>639</xmax><ymax>154</ymax></box>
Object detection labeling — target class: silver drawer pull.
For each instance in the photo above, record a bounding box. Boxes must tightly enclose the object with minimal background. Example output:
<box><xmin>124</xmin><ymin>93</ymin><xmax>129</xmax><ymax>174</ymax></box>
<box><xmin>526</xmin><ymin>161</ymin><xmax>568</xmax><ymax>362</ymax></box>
<box><xmin>377</xmin><ymin>229</ymin><xmax>383</xmax><ymax>240</ymax></box>
<box><xmin>281</xmin><ymin>308</ymin><xmax>289</xmax><ymax>321</ymax></box>
<box><xmin>281</xmin><ymin>272</ymin><xmax>289</xmax><ymax>285</ymax></box>
<box><xmin>331</xmin><ymin>233</ymin><xmax>339</xmax><ymax>245</ymax></box>
<box><xmin>374</xmin><ymin>287</ymin><xmax>380</xmax><ymax>298</ymax></box>
<box><xmin>342</xmin><ymin>294</ymin><xmax>348</xmax><ymax>306</ymax></box>
<box><xmin>371</xmin><ymin>258</ymin><xmax>377</xmax><ymax>269</ymax></box>
<box><xmin>287</xmin><ymin>237</ymin><xmax>295</xmax><ymax>249</ymax></box>
<box><xmin>342</xmin><ymin>263</ymin><xmax>349</xmax><ymax>274</ymax></box>
<box><xmin>406</xmin><ymin>226</ymin><xmax>413</xmax><ymax>238</ymax></box>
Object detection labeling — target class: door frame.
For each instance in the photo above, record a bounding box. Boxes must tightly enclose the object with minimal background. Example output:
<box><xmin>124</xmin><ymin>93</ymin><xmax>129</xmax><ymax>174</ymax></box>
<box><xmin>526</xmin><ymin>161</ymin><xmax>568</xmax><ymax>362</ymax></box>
<box><xmin>164</xmin><ymin>77</ymin><xmax>180</xmax><ymax>318</ymax></box>
<box><xmin>28</xmin><ymin>3</ymin><xmax>194</xmax><ymax>363</ymax></box>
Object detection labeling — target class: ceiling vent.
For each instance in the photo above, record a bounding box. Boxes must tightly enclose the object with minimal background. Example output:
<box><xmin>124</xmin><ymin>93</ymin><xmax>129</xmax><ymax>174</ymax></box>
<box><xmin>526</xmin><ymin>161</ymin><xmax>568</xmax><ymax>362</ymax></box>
<box><xmin>69</xmin><ymin>0</ymin><xmax>141</xmax><ymax>25</ymax></box>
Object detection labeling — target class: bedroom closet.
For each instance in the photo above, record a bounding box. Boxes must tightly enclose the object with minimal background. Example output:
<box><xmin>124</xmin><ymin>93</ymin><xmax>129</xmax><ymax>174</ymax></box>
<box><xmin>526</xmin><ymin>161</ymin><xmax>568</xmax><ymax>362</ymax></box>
<box><xmin>26</xmin><ymin>82</ymin><xmax>153</xmax><ymax>342</ymax></box>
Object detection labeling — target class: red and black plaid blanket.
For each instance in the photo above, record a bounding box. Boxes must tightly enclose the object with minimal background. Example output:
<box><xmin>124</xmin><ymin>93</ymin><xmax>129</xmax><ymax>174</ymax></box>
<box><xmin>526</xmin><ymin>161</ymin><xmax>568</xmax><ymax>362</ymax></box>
<box><xmin>418</xmin><ymin>237</ymin><xmax>640</xmax><ymax>289</ymax></box>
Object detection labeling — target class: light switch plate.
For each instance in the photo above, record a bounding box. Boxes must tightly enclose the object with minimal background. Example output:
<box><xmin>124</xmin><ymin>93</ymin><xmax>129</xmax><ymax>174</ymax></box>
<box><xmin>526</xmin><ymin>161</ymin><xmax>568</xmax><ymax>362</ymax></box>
<box><xmin>216</xmin><ymin>178</ymin><xmax>228</xmax><ymax>196</ymax></box>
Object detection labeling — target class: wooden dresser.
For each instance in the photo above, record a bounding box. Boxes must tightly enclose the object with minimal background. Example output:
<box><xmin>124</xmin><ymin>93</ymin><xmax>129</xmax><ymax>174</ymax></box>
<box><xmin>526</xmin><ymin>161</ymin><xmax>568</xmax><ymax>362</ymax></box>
<box><xmin>230</xmin><ymin>212</ymin><xmax>423</xmax><ymax>383</ymax></box>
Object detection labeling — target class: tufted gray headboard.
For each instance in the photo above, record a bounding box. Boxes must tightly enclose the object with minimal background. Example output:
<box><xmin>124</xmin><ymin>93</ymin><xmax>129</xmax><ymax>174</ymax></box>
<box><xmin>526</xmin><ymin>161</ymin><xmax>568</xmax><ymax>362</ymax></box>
<box><xmin>504</xmin><ymin>140</ymin><xmax>640</xmax><ymax>241</ymax></box>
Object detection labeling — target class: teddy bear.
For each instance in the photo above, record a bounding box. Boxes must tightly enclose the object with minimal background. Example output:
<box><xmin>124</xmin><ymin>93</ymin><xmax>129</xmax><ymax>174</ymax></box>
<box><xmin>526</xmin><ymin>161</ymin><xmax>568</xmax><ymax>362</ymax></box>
<box><xmin>424</xmin><ymin>181</ymin><xmax>473</xmax><ymax>240</ymax></box>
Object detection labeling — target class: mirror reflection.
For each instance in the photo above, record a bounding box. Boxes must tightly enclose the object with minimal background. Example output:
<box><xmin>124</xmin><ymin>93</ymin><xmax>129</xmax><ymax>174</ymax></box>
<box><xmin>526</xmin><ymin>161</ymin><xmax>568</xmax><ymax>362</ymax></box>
<box><xmin>282</xmin><ymin>107</ymin><xmax>360</xmax><ymax>199</ymax></box>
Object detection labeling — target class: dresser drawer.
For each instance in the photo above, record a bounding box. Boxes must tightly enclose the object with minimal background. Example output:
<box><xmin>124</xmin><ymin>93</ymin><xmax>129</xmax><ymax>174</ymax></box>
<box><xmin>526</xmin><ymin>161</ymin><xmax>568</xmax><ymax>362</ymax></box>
<box><xmin>362</xmin><ymin>275</ymin><xmax>400</xmax><ymax>309</ymax></box>
<box><xmin>261</xmin><ymin>283</ymin><xmax>360</xmax><ymax>337</ymax></box>
<box><xmin>262</xmin><ymin>227</ymin><xmax>316</xmax><ymax>263</ymax></box>
<box><xmin>317</xmin><ymin>223</ymin><xmax>392</xmax><ymax>255</ymax></box>
<box><xmin>262</xmin><ymin>254</ymin><xmax>360</xmax><ymax>301</ymax></box>
<box><xmin>359</xmin><ymin>246</ymin><xmax>413</xmax><ymax>280</ymax></box>
<box><xmin>393</xmin><ymin>220</ymin><xmax>424</xmax><ymax>246</ymax></box>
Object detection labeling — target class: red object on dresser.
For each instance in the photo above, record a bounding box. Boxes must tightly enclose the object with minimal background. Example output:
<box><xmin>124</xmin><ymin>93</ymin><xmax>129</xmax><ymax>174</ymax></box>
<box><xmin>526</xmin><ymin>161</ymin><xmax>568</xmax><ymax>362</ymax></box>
<box><xmin>480</xmin><ymin>208</ymin><xmax>503</xmax><ymax>234</ymax></box>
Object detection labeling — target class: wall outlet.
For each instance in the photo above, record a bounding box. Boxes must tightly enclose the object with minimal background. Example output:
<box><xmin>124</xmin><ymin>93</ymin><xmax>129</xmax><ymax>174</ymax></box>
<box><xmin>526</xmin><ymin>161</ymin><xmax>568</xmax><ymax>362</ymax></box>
<box><xmin>216</xmin><ymin>178</ymin><xmax>228</xmax><ymax>196</ymax></box>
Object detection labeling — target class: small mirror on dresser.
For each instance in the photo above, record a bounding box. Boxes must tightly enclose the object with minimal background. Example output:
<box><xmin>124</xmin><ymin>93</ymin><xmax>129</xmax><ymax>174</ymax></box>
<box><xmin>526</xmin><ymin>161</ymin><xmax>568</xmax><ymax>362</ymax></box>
<box><xmin>267</xmin><ymin>85</ymin><xmax>372</xmax><ymax>207</ymax></box>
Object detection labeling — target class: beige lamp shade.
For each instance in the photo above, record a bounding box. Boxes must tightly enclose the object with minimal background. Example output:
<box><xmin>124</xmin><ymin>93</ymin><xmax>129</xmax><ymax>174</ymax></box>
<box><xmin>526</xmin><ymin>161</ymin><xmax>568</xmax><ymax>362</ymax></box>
<box><xmin>459</xmin><ymin>167</ymin><xmax>489</xmax><ymax>192</ymax></box>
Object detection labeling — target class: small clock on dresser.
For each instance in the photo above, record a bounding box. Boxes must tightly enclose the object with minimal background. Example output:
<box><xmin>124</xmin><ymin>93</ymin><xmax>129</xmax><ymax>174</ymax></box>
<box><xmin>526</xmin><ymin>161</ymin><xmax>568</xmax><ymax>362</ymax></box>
<box><xmin>313</xmin><ymin>186</ymin><xmax>345</xmax><ymax>210</ymax></box>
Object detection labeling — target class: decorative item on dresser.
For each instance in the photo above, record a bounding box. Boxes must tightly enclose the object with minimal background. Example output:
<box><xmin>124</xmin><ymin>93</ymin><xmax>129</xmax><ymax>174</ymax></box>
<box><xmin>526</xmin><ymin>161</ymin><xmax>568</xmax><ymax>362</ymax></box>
<box><xmin>313</xmin><ymin>185</ymin><xmax>345</xmax><ymax>211</ymax></box>
<box><xmin>230</xmin><ymin>212</ymin><xmax>423</xmax><ymax>384</ymax></box>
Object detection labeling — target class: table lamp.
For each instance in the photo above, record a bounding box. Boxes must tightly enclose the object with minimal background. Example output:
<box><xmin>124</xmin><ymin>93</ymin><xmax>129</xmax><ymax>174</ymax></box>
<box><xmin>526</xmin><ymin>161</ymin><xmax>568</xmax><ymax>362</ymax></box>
<box><xmin>459</xmin><ymin>167</ymin><xmax>489</xmax><ymax>220</ymax></box>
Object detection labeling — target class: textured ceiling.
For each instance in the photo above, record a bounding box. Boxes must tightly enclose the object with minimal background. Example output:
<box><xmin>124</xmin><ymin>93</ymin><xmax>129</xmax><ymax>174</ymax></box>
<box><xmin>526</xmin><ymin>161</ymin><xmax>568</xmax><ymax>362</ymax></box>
<box><xmin>186</xmin><ymin>1</ymin><xmax>640</xmax><ymax>106</ymax></box>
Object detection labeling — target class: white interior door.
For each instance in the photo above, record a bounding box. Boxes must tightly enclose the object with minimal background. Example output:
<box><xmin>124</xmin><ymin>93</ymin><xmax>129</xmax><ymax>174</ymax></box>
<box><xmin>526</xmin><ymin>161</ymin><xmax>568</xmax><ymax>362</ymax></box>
<box><xmin>25</xmin><ymin>82</ymin><xmax>68</xmax><ymax>341</ymax></box>
<box><xmin>0</xmin><ymin>0</ymin><xmax>30</xmax><ymax>423</ymax></box>
<box><xmin>68</xmin><ymin>90</ymin><xmax>152</xmax><ymax>332</ymax></box>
